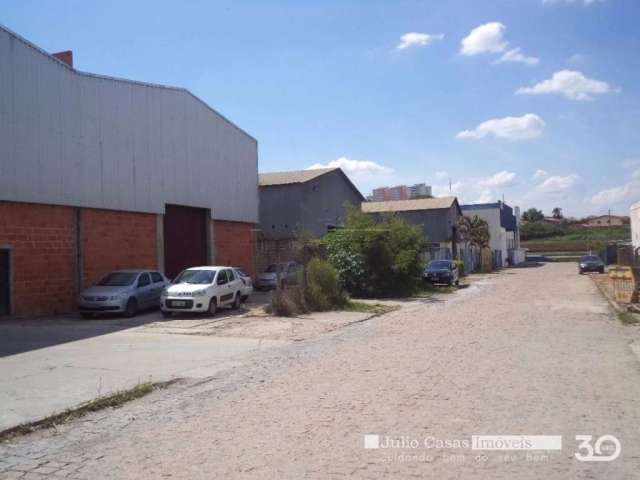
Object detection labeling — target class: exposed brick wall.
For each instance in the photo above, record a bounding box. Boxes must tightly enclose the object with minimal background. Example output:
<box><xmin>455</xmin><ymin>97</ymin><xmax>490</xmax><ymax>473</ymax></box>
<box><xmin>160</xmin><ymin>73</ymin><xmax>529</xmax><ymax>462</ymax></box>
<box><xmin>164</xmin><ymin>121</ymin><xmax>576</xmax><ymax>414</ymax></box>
<box><xmin>0</xmin><ymin>201</ymin><xmax>76</xmax><ymax>316</ymax></box>
<box><xmin>214</xmin><ymin>221</ymin><xmax>256</xmax><ymax>278</ymax></box>
<box><xmin>81</xmin><ymin>209</ymin><xmax>157</xmax><ymax>288</ymax></box>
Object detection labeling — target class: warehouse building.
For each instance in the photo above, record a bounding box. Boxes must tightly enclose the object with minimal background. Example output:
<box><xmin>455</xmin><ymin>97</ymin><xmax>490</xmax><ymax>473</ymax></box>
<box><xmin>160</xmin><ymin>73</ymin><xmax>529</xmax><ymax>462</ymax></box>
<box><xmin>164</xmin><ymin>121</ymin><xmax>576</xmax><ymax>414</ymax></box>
<box><xmin>257</xmin><ymin>168</ymin><xmax>364</xmax><ymax>270</ymax></box>
<box><xmin>0</xmin><ymin>25</ymin><xmax>259</xmax><ymax>317</ymax></box>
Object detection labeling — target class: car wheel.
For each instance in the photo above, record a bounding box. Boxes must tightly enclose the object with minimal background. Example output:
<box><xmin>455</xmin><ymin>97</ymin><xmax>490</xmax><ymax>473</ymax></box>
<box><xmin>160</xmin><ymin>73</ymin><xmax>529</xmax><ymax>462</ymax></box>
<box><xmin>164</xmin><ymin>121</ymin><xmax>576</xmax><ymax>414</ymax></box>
<box><xmin>124</xmin><ymin>298</ymin><xmax>137</xmax><ymax>318</ymax></box>
<box><xmin>241</xmin><ymin>295</ymin><xmax>248</xmax><ymax>303</ymax></box>
<box><xmin>232</xmin><ymin>294</ymin><xmax>241</xmax><ymax>310</ymax></box>
<box><xmin>208</xmin><ymin>298</ymin><xmax>217</xmax><ymax>316</ymax></box>
<box><xmin>80</xmin><ymin>313</ymin><xmax>92</xmax><ymax>319</ymax></box>
<box><xmin>161</xmin><ymin>310</ymin><xmax>172</xmax><ymax>318</ymax></box>
<box><xmin>455</xmin><ymin>279</ymin><xmax>460</xmax><ymax>286</ymax></box>
<box><xmin>579</xmin><ymin>269</ymin><xmax>584</xmax><ymax>275</ymax></box>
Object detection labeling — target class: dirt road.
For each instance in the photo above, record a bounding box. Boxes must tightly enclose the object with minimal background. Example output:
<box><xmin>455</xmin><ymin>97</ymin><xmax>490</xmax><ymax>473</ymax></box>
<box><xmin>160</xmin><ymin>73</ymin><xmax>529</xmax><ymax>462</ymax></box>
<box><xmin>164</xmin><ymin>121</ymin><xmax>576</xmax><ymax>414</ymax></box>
<box><xmin>2</xmin><ymin>263</ymin><xmax>639</xmax><ymax>479</ymax></box>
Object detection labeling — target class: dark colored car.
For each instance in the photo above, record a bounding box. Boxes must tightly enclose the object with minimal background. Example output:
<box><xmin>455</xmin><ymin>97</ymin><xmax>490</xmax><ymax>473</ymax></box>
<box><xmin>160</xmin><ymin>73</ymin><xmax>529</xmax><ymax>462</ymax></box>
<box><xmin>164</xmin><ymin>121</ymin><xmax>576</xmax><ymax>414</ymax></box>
<box><xmin>423</xmin><ymin>259</ymin><xmax>460</xmax><ymax>286</ymax></box>
<box><xmin>578</xmin><ymin>255</ymin><xmax>605</xmax><ymax>274</ymax></box>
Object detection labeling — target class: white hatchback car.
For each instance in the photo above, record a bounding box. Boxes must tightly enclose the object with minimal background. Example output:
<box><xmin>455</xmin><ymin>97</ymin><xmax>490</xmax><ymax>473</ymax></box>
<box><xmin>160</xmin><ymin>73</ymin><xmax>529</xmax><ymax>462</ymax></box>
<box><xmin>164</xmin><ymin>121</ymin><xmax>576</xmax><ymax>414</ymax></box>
<box><xmin>161</xmin><ymin>266</ymin><xmax>243</xmax><ymax>317</ymax></box>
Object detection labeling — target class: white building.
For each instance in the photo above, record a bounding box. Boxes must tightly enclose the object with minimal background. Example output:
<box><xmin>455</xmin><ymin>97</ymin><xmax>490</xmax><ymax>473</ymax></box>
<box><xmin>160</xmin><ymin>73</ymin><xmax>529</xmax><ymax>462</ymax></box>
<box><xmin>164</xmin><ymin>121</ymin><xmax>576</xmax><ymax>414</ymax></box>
<box><xmin>631</xmin><ymin>202</ymin><xmax>640</xmax><ymax>249</ymax></box>
<box><xmin>409</xmin><ymin>183</ymin><xmax>432</xmax><ymax>198</ymax></box>
<box><xmin>460</xmin><ymin>201</ymin><xmax>524</xmax><ymax>267</ymax></box>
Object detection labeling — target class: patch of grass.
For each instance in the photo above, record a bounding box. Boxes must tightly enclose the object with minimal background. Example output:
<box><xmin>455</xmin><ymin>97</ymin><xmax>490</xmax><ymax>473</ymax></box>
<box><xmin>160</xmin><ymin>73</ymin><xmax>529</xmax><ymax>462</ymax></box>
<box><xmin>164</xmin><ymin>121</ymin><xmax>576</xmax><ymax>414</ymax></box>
<box><xmin>412</xmin><ymin>280</ymin><xmax>457</xmax><ymax>297</ymax></box>
<box><xmin>344</xmin><ymin>301</ymin><xmax>397</xmax><ymax>315</ymax></box>
<box><xmin>618</xmin><ymin>311</ymin><xmax>640</xmax><ymax>325</ymax></box>
<box><xmin>0</xmin><ymin>380</ymin><xmax>176</xmax><ymax>442</ymax></box>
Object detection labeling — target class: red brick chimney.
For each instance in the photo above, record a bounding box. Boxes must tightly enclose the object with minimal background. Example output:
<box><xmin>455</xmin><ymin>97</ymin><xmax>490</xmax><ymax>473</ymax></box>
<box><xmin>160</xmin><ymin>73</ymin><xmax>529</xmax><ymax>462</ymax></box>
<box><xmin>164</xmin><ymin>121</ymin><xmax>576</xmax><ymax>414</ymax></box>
<box><xmin>52</xmin><ymin>50</ymin><xmax>73</xmax><ymax>67</ymax></box>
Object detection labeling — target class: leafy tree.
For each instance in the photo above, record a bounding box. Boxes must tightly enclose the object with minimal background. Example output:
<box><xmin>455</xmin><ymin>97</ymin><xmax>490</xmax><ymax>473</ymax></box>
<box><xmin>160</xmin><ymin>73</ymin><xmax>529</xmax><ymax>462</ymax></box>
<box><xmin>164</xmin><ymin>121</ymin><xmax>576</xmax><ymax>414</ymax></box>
<box><xmin>522</xmin><ymin>208</ymin><xmax>544</xmax><ymax>222</ymax></box>
<box><xmin>324</xmin><ymin>207</ymin><xmax>424</xmax><ymax>296</ymax></box>
<box><xmin>457</xmin><ymin>215</ymin><xmax>490</xmax><ymax>248</ymax></box>
<box><xmin>552</xmin><ymin>207</ymin><xmax>563</xmax><ymax>219</ymax></box>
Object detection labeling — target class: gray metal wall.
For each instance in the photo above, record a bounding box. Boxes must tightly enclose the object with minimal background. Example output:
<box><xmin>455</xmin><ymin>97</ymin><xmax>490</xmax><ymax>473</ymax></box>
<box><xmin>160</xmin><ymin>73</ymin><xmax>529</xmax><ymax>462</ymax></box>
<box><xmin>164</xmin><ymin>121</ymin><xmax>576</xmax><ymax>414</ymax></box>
<box><xmin>0</xmin><ymin>26</ymin><xmax>258</xmax><ymax>223</ymax></box>
<box><xmin>259</xmin><ymin>170</ymin><xmax>363</xmax><ymax>239</ymax></box>
<box><xmin>368</xmin><ymin>206</ymin><xmax>460</xmax><ymax>244</ymax></box>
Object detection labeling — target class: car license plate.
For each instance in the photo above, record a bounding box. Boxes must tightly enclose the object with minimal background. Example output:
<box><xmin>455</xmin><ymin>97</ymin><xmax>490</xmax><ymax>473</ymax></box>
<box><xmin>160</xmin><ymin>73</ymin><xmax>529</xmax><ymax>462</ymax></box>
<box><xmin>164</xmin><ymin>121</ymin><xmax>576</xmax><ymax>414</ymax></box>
<box><xmin>172</xmin><ymin>300</ymin><xmax>186</xmax><ymax>307</ymax></box>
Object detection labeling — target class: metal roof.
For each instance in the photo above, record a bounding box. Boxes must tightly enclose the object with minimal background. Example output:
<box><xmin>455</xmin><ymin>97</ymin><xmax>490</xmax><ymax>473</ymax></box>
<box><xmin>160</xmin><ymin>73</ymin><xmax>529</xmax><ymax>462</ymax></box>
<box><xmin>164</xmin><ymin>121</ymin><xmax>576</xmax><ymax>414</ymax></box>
<box><xmin>258</xmin><ymin>168</ymin><xmax>337</xmax><ymax>186</ymax></box>
<box><xmin>0</xmin><ymin>22</ymin><xmax>256</xmax><ymax>143</ymax></box>
<box><xmin>362</xmin><ymin>196</ymin><xmax>458</xmax><ymax>213</ymax></box>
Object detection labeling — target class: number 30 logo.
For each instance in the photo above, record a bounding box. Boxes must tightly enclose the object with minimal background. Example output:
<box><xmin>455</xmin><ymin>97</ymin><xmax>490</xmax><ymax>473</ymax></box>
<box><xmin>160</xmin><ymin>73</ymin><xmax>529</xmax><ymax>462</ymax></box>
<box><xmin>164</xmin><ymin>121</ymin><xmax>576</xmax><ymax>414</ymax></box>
<box><xmin>575</xmin><ymin>435</ymin><xmax>621</xmax><ymax>462</ymax></box>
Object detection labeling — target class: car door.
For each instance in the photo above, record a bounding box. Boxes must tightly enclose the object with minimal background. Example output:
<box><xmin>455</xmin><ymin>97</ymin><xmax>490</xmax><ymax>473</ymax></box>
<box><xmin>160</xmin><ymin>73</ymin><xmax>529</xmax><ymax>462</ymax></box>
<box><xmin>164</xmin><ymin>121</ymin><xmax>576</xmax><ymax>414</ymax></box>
<box><xmin>135</xmin><ymin>273</ymin><xmax>152</xmax><ymax>308</ymax></box>
<box><xmin>149</xmin><ymin>272</ymin><xmax>166</xmax><ymax>305</ymax></box>
<box><xmin>216</xmin><ymin>269</ymin><xmax>233</xmax><ymax>304</ymax></box>
<box><xmin>227</xmin><ymin>268</ymin><xmax>241</xmax><ymax>299</ymax></box>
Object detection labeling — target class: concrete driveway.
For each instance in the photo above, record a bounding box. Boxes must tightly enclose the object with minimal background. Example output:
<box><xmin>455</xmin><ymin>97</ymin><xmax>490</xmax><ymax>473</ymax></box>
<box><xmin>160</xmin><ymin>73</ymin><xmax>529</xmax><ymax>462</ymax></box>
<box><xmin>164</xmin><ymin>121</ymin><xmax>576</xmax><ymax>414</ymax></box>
<box><xmin>0</xmin><ymin>291</ymin><xmax>277</xmax><ymax>431</ymax></box>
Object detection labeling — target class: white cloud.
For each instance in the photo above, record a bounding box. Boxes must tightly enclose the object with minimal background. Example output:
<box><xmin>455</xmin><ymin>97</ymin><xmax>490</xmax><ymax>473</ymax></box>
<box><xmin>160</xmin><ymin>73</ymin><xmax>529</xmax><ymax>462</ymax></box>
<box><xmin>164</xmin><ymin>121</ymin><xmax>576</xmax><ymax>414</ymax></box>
<box><xmin>543</xmin><ymin>0</ymin><xmax>604</xmax><ymax>5</ymax></box>
<box><xmin>623</xmin><ymin>159</ymin><xmax>640</xmax><ymax>169</ymax></box>
<box><xmin>475</xmin><ymin>189</ymin><xmax>494</xmax><ymax>203</ymax></box>
<box><xmin>456</xmin><ymin>113</ymin><xmax>545</xmax><ymax>141</ymax></box>
<box><xmin>306</xmin><ymin>157</ymin><xmax>393</xmax><ymax>176</ymax></box>
<box><xmin>397</xmin><ymin>32</ymin><xmax>444</xmax><ymax>50</ymax></box>
<box><xmin>633</xmin><ymin>169</ymin><xmax>640</xmax><ymax>180</ymax></box>
<box><xmin>435</xmin><ymin>171</ymin><xmax>449</xmax><ymax>181</ymax></box>
<box><xmin>568</xmin><ymin>53</ymin><xmax>587</xmax><ymax>65</ymax></box>
<box><xmin>494</xmin><ymin>48</ymin><xmax>539</xmax><ymax>66</ymax></box>
<box><xmin>591</xmin><ymin>180</ymin><xmax>640</xmax><ymax>206</ymax></box>
<box><xmin>516</xmin><ymin>70</ymin><xmax>614</xmax><ymax>100</ymax></box>
<box><xmin>460</xmin><ymin>22</ymin><xmax>508</xmax><ymax>56</ymax></box>
<box><xmin>532</xmin><ymin>169</ymin><xmax>548</xmax><ymax>180</ymax></box>
<box><xmin>432</xmin><ymin>180</ymin><xmax>464</xmax><ymax>197</ymax></box>
<box><xmin>537</xmin><ymin>174</ymin><xmax>579</xmax><ymax>193</ymax></box>
<box><xmin>478</xmin><ymin>170</ymin><xmax>517</xmax><ymax>188</ymax></box>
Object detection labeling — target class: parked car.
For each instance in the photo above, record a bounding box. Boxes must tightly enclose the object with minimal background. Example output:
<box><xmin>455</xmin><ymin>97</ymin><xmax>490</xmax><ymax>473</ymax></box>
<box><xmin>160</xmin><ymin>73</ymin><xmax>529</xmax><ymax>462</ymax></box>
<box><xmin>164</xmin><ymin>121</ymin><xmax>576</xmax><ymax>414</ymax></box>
<box><xmin>423</xmin><ymin>259</ymin><xmax>460</xmax><ymax>286</ymax></box>
<box><xmin>578</xmin><ymin>255</ymin><xmax>605</xmax><ymax>274</ymax></box>
<box><xmin>233</xmin><ymin>267</ymin><xmax>254</xmax><ymax>302</ymax></box>
<box><xmin>255</xmin><ymin>262</ymin><xmax>299</xmax><ymax>290</ymax></box>
<box><xmin>79</xmin><ymin>270</ymin><xmax>170</xmax><ymax>318</ymax></box>
<box><xmin>161</xmin><ymin>266</ymin><xmax>243</xmax><ymax>317</ymax></box>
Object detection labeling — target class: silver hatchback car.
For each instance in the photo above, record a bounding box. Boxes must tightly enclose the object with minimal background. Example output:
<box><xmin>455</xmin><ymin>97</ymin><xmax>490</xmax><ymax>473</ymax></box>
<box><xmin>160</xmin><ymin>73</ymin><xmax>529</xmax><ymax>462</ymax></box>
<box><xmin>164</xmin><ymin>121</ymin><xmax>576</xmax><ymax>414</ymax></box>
<box><xmin>78</xmin><ymin>269</ymin><xmax>170</xmax><ymax>318</ymax></box>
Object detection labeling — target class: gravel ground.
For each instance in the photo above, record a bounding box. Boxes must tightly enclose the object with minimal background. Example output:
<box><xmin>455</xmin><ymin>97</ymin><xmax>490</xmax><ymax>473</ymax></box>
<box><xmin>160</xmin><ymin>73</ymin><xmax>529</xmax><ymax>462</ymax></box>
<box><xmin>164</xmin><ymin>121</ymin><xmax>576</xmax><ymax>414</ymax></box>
<box><xmin>1</xmin><ymin>263</ymin><xmax>640</xmax><ymax>479</ymax></box>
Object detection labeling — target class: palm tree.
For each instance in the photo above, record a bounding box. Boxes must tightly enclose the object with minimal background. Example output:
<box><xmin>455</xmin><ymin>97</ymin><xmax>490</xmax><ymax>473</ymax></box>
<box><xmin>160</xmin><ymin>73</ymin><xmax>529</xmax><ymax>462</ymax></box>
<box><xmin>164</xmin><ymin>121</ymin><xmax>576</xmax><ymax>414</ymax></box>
<box><xmin>457</xmin><ymin>215</ymin><xmax>490</xmax><ymax>248</ymax></box>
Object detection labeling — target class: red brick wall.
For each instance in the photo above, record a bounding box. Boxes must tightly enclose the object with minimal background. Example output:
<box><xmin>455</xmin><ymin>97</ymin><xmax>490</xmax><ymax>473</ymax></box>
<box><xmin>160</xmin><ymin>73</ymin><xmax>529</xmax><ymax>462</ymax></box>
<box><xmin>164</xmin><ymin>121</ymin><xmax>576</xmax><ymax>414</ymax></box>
<box><xmin>81</xmin><ymin>209</ymin><xmax>157</xmax><ymax>288</ymax></box>
<box><xmin>0</xmin><ymin>201</ymin><xmax>76</xmax><ymax>316</ymax></box>
<box><xmin>214</xmin><ymin>220</ymin><xmax>256</xmax><ymax>278</ymax></box>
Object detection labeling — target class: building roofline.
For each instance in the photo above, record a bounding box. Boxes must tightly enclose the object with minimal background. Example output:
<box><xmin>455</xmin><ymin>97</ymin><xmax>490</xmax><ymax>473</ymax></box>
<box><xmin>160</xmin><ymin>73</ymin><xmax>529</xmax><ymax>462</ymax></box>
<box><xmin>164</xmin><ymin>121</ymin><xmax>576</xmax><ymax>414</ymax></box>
<box><xmin>0</xmin><ymin>22</ymin><xmax>257</xmax><ymax>143</ymax></box>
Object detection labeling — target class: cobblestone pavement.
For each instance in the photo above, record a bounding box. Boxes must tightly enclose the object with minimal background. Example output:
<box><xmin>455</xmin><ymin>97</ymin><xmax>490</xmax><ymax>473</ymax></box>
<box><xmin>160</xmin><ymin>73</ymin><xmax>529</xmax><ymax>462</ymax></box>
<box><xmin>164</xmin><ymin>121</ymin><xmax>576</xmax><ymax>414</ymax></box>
<box><xmin>2</xmin><ymin>263</ymin><xmax>640</xmax><ymax>479</ymax></box>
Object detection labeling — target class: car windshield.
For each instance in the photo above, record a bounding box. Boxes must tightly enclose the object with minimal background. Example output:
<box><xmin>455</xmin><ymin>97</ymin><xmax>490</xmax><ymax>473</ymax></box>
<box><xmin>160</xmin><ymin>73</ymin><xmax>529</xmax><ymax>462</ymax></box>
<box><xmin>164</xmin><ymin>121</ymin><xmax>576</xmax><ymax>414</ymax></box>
<box><xmin>429</xmin><ymin>261</ymin><xmax>452</xmax><ymax>269</ymax></box>
<box><xmin>265</xmin><ymin>264</ymin><xmax>284</xmax><ymax>273</ymax></box>
<box><xmin>173</xmin><ymin>270</ymin><xmax>216</xmax><ymax>285</ymax></box>
<box><xmin>580</xmin><ymin>256</ymin><xmax>601</xmax><ymax>262</ymax></box>
<box><xmin>97</xmin><ymin>272</ymin><xmax>138</xmax><ymax>286</ymax></box>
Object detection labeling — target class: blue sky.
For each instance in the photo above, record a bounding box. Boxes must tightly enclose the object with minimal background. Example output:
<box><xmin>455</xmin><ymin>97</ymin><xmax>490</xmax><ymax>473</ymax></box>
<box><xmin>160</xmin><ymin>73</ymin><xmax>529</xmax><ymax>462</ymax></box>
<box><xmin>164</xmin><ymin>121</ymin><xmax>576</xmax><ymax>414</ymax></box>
<box><xmin>2</xmin><ymin>0</ymin><xmax>639</xmax><ymax>216</ymax></box>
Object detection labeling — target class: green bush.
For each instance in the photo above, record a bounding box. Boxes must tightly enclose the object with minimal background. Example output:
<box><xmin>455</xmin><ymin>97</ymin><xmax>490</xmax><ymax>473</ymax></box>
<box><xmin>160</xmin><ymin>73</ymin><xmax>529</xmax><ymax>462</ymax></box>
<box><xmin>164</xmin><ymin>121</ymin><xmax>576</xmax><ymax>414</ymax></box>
<box><xmin>325</xmin><ymin>207</ymin><xmax>424</xmax><ymax>297</ymax></box>
<box><xmin>304</xmin><ymin>258</ymin><xmax>348</xmax><ymax>311</ymax></box>
<box><xmin>453</xmin><ymin>259</ymin><xmax>465</xmax><ymax>275</ymax></box>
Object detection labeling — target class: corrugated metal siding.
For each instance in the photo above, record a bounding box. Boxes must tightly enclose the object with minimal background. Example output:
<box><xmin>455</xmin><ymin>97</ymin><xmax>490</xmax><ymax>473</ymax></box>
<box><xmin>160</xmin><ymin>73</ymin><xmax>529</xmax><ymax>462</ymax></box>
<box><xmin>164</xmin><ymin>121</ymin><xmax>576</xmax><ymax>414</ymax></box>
<box><xmin>258</xmin><ymin>169</ymin><xmax>363</xmax><ymax>240</ymax></box>
<box><xmin>367</xmin><ymin>206</ymin><xmax>459</xmax><ymax>243</ymax></box>
<box><xmin>0</xmin><ymin>27</ymin><xmax>258</xmax><ymax>222</ymax></box>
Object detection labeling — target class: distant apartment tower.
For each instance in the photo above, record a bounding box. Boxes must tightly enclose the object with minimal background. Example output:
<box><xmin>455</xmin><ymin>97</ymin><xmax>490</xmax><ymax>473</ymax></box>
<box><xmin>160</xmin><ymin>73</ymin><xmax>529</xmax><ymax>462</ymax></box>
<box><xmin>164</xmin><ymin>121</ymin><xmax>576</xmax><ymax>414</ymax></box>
<box><xmin>409</xmin><ymin>183</ymin><xmax>432</xmax><ymax>198</ymax></box>
<box><xmin>371</xmin><ymin>183</ymin><xmax>431</xmax><ymax>202</ymax></box>
<box><xmin>372</xmin><ymin>187</ymin><xmax>389</xmax><ymax>202</ymax></box>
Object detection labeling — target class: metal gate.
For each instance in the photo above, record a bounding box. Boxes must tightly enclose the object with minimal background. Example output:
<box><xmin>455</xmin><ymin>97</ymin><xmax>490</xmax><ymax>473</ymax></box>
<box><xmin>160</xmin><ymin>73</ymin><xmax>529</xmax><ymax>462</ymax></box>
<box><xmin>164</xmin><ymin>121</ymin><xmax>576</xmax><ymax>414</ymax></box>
<box><xmin>0</xmin><ymin>249</ymin><xmax>10</xmax><ymax>316</ymax></box>
<box><xmin>163</xmin><ymin>205</ymin><xmax>208</xmax><ymax>280</ymax></box>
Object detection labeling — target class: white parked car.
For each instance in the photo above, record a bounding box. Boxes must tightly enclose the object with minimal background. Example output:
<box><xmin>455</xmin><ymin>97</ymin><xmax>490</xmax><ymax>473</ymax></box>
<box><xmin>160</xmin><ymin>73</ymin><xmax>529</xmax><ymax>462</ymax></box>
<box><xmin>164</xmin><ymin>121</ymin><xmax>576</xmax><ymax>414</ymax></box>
<box><xmin>161</xmin><ymin>266</ymin><xmax>243</xmax><ymax>317</ymax></box>
<box><xmin>233</xmin><ymin>267</ymin><xmax>253</xmax><ymax>302</ymax></box>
